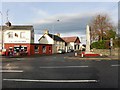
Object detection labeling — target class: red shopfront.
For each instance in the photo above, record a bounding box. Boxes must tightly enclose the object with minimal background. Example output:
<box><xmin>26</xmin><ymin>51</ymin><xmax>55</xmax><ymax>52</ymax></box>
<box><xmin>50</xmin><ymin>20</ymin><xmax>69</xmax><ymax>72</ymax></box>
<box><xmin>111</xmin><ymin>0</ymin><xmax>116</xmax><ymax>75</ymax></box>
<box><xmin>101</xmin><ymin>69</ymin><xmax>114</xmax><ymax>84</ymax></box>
<box><xmin>4</xmin><ymin>43</ymin><xmax>52</xmax><ymax>56</ymax></box>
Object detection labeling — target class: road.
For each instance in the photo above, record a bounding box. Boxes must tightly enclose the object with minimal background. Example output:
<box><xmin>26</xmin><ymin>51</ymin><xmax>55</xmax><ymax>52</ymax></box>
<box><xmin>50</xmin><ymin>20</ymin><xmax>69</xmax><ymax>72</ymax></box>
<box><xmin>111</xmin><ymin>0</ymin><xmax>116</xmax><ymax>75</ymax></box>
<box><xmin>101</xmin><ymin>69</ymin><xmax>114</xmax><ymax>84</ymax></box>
<box><xmin>1</xmin><ymin>52</ymin><xmax>119</xmax><ymax>89</ymax></box>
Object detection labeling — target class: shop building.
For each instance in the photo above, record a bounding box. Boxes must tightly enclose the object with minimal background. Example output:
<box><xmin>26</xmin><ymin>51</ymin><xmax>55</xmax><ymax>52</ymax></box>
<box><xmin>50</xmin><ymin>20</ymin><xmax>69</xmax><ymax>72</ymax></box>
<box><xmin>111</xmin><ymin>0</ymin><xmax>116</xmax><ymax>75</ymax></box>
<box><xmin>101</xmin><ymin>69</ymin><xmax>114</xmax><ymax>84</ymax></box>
<box><xmin>1</xmin><ymin>21</ymin><xmax>52</xmax><ymax>56</ymax></box>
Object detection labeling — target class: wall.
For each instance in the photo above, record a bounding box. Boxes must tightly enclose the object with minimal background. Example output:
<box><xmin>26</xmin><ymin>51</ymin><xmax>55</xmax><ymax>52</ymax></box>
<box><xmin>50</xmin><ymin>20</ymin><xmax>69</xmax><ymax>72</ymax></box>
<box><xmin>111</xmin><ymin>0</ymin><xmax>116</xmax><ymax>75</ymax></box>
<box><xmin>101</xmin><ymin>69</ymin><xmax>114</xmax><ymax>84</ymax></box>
<box><xmin>92</xmin><ymin>48</ymin><xmax>119</xmax><ymax>56</ymax></box>
<box><xmin>39</xmin><ymin>34</ymin><xmax>54</xmax><ymax>44</ymax></box>
<box><xmin>4</xmin><ymin>43</ymin><xmax>52</xmax><ymax>56</ymax></box>
<box><xmin>3</xmin><ymin>30</ymin><xmax>31</xmax><ymax>44</ymax></box>
<box><xmin>4</xmin><ymin>43</ymin><xmax>31</xmax><ymax>55</ymax></box>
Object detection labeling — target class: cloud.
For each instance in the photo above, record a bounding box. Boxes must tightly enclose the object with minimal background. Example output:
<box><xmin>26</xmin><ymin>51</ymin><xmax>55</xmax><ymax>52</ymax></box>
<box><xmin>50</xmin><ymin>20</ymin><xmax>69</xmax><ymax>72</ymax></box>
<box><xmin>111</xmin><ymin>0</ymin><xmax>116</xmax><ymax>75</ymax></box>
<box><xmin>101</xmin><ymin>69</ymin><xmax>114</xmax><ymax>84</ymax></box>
<box><xmin>32</xmin><ymin>4</ymin><xmax>118</xmax><ymax>44</ymax></box>
<box><xmin>31</xmin><ymin>7</ymin><xmax>49</xmax><ymax>18</ymax></box>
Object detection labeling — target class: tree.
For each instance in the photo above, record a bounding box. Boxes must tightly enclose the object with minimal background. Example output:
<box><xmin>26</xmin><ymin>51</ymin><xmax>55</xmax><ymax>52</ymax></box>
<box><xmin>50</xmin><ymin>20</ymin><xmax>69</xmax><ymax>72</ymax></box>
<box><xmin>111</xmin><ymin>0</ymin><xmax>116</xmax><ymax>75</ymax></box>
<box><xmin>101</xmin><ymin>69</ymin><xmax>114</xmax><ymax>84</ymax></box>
<box><xmin>90</xmin><ymin>14</ymin><xmax>115</xmax><ymax>42</ymax></box>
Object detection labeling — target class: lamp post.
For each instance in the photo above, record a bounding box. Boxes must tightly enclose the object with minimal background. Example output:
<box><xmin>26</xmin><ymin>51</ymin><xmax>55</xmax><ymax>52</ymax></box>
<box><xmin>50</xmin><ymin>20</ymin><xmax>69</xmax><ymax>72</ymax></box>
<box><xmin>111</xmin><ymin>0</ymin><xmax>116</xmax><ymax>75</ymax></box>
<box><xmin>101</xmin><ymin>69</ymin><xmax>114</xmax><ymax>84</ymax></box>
<box><xmin>52</xmin><ymin>19</ymin><xmax>60</xmax><ymax>53</ymax></box>
<box><xmin>0</xmin><ymin>11</ymin><xmax>3</xmax><ymax>50</ymax></box>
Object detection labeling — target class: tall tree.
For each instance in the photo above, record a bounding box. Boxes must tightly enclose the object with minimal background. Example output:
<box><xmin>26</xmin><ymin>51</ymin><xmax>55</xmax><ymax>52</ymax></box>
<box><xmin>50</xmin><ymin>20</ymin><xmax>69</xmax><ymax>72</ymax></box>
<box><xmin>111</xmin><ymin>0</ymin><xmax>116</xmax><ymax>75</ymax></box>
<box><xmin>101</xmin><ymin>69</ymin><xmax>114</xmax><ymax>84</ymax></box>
<box><xmin>90</xmin><ymin>14</ymin><xmax>115</xmax><ymax>42</ymax></box>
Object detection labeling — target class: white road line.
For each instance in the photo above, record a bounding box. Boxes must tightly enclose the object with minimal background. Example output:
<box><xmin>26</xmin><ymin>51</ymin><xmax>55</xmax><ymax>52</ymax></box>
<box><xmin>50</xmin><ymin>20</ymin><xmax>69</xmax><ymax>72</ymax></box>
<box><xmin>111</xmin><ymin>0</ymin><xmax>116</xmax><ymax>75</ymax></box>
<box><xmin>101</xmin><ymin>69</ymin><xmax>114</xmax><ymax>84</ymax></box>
<box><xmin>0</xmin><ymin>70</ymin><xmax>23</xmax><ymax>73</ymax></box>
<box><xmin>39</xmin><ymin>66</ymin><xmax>89</xmax><ymax>68</ymax></box>
<box><xmin>111</xmin><ymin>64</ymin><xmax>120</xmax><ymax>67</ymax></box>
<box><xmin>3</xmin><ymin>79</ymin><xmax>98</xmax><ymax>83</ymax></box>
<box><xmin>0</xmin><ymin>67</ymin><xmax>19</xmax><ymax>69</ymax></box>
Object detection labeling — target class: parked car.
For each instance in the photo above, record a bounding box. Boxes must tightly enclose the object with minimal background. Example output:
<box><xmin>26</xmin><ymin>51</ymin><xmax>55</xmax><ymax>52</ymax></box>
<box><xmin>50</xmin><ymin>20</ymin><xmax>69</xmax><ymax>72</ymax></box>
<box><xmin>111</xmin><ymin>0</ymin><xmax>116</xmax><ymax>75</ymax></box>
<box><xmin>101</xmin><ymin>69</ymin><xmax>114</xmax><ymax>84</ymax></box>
<box><xmin>57</xmin><ymin>49</ymin><xmax>65</xmax><ymax>54</ymax></box>
<box><xmin>67</xmin><ymin>49</ymin><xmax>74</xmax><ymax>53</ymax></box>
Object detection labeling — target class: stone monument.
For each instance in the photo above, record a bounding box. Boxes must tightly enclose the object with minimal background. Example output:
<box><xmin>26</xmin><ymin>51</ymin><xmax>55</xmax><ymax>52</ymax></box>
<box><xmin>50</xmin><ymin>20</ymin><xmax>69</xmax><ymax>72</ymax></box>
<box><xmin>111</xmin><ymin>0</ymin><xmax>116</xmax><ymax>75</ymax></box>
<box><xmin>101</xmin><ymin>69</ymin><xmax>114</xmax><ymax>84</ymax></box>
<box><xmin>85</xmin><ymin>25</ymin><xmax>92</xmax><ymax>54</ymax></box>
<box><xmin>82</xmin><ymin>25</ymin><xmax>100</xmax><ymax>57</ymax></box>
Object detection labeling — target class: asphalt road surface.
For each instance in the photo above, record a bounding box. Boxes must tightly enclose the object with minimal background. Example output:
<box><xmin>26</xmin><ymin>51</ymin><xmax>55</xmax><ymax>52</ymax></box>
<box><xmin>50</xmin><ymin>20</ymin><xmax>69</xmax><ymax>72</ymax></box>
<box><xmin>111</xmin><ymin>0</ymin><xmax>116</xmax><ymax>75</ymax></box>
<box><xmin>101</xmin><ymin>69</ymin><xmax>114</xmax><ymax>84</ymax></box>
<box><xmin>1</xmin><ymin>52</ymin><xmax>119</xmax><ymax>89</ymax></box>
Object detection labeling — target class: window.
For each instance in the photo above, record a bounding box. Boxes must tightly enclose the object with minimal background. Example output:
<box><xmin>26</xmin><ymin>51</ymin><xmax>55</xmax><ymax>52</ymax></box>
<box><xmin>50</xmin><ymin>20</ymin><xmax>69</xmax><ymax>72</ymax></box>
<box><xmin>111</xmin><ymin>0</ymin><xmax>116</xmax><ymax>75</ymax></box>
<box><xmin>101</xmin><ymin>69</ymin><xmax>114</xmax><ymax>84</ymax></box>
<box><xmin>34</xmin><ymin>45</ymin><xmax>39</xmax><ymax>53</ymax></box>
<box><xmin>8</xmin><ymin>32</ymin><xmax>13</xmax><ymax>38</ymax></box>
<box><xmin>42</xmin><ymin>46</ymin><xmax>46</xmax><ymax>53</ymax></box>
<box><xmin>78</xmin><ymin>45</ymin><xmax>79</xmax><ymax>49</ymax></box>
<box><xmin>20</xmin><ymin>32</ymin><xmax>25</xmax><ymax>38</ymax></box>
<box><xmin>75</xmin><ymin>45</ymin><xmax>76</xmax><ymax>50</ymax></box>
<box><xmin>14</xmin><ymin>33</ymin><xmax>18</xmax><ymax>37</ymax></box>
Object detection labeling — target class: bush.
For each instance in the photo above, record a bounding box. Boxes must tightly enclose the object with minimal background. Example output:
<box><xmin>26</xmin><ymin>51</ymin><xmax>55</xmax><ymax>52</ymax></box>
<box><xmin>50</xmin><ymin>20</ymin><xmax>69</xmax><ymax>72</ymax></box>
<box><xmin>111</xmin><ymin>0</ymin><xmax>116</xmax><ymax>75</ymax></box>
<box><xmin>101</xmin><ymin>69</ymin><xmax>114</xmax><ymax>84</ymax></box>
<box><xmin>91</xmin><ymin>40</ymin><xmax>108</xmax><ymax>49</ymax></box>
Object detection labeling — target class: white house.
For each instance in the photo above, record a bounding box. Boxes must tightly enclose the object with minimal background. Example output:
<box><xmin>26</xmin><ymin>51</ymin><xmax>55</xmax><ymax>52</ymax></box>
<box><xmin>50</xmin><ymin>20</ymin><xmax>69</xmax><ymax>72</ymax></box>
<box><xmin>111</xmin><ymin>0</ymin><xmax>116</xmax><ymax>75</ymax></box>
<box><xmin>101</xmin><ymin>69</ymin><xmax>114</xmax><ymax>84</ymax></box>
<box><xmin>62</xmin><ymin>36</ymin><xmax>81</xmax><ymax>52</ymax></box>
<box><xmin>38</xmin><ymin>30</ymin><xmax>66</xmax><ymax>53</ymax></box>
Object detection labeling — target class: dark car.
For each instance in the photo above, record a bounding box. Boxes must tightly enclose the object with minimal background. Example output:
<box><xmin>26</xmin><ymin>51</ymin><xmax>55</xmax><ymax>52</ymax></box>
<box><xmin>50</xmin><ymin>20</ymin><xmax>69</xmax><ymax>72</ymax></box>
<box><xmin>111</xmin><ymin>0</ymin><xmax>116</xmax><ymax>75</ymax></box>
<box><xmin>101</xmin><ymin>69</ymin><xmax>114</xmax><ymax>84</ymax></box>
<box><xmin>67</xmin><ymin>49</ymin><xmax>74</xmax><ymax>53</ymax></box>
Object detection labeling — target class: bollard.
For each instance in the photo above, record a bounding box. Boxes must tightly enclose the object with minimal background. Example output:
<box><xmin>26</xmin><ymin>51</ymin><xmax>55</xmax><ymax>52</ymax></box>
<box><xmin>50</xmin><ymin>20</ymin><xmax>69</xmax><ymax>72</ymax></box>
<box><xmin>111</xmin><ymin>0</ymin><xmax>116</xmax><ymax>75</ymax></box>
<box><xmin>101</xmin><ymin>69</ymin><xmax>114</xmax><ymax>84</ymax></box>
<box><xmin>75</xmin><ymin>52</ymin><xmax>77</xmax><ymax>56</ymax></box>
<box><xmin>81</xmin><ymin>53</ymin><xmax>84</xmax><ymax>57</ymax></box>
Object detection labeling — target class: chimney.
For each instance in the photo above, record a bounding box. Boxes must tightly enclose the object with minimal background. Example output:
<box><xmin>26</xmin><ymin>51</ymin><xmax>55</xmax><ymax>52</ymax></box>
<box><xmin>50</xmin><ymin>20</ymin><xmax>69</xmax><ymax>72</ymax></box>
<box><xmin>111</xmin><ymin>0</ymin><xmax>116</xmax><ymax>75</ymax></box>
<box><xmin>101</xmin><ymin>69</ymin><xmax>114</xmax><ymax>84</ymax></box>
<box><xmin>44</xmin><ymin>29</ymin><xmax>49</xmax><ymax>34</ymax></box>
<box><xmin>56</xmin><ymin>33</ymin><xmax>60</xmax><ymax>37</ymax></box>
<box><xmin>5</xmin><ymin>21</ymin><xmax>11</xmax><ymax>27</ymax></box>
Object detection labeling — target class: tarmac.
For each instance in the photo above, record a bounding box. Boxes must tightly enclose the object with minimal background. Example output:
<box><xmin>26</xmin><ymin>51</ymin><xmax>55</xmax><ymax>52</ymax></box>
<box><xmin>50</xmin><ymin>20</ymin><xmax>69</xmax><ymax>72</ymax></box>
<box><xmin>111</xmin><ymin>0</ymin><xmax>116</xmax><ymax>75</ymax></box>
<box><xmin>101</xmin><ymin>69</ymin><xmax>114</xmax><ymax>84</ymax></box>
<box><xmin>64</xmin><ymin>55</ymin><xmax>119</xmax><ymax>60</ymax></box>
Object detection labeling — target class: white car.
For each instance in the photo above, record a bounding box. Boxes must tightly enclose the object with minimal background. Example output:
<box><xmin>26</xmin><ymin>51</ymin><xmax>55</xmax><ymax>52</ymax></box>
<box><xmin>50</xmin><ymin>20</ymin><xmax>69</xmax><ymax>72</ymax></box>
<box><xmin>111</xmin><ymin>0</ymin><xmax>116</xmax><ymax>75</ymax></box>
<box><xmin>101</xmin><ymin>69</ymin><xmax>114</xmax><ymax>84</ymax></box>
<box><xmin>57</xmin><ymin>49</ymin><xmax>65</xmax><ymax>54</ymax></box>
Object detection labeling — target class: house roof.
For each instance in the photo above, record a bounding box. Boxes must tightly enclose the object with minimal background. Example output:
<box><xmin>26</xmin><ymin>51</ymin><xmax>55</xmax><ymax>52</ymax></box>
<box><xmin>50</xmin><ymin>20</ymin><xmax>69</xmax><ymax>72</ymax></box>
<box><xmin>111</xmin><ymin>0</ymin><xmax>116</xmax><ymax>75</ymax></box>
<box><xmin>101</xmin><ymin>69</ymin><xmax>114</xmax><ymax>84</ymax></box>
<box><xmin>38</xmin><ymin>33</ymin><xmax>65</xmax><ymax>42</ymax></box>
<box><xmin>48</xmin><ymin>34</ymin><xmax>65</xmax><ymax>42</ymax></box>
<box><xmin>62</xmin><ymin>36</ymin><xmax>80</xmax><ymax>43</ymax></box>
<box><xmin>0</xmin><ymin>25</ymin><xmax>34</xmax><ymax>30</ymax></box>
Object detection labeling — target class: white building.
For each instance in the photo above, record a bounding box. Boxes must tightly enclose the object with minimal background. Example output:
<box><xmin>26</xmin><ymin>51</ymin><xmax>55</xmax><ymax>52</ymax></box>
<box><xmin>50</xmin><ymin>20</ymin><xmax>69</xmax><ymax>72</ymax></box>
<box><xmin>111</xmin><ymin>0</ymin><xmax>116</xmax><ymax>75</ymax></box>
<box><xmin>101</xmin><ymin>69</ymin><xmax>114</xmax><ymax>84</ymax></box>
<box><xmin>38</xmin><ymin>30</ymin><xmax>66</xmax><ymax>53</ymax></box>
<box><xmin>62</xmin><ymin>36</ymin><xmax>81</xmax><ymax>52</ymax></box>
<box><xmin>0</xmin><ymin>21</ymin><xmax>34</xmax><ymax>50</ymax></box>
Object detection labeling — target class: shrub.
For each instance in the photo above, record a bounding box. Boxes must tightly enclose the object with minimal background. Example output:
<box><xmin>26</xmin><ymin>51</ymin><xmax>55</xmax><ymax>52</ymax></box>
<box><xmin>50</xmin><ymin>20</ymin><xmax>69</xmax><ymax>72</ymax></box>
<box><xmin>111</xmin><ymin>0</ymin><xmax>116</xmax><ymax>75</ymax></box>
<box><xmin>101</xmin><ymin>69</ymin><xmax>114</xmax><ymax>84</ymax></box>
<box><xmin>91</xmin><ymin>40</ymin><xmax>107</xmax><ymax>49</ymax></box>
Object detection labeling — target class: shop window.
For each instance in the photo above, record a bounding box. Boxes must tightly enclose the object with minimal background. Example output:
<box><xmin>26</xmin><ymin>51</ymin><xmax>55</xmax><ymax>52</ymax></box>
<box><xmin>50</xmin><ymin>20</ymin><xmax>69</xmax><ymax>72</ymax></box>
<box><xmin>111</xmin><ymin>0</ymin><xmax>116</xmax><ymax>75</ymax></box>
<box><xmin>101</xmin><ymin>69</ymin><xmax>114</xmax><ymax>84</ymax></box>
<box><xmin>14</xmin><ymin>47</ymin><xmax>20</xmax><ymax>53</ymax></box>
<box><xmin>24</xmin><ymin>47</ymin><xmax>27</xmax><ymax>51</ymax></box>
<box><xmin>42</xmin><ymin>46</ymin><xmax>46</xmax><ymax>53</ymax></box>
<box><xmin>34</xmin><ymin>45</ymin><xmax>39</xmax><ymax>53</ymax></box>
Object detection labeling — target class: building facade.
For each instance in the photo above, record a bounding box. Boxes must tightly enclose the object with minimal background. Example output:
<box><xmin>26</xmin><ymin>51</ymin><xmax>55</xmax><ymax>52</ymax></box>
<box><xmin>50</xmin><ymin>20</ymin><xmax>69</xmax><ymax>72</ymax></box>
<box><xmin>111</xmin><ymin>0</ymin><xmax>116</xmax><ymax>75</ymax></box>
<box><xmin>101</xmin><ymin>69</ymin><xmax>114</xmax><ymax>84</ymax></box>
<box><xmin>38</xmin><ymin>30</ymin><xmax>66</xmax><ymax>53</ymax></box>
<box><xmin>1</xmin><ymin>22</ymin><xmax>52</xmax><ymax>56</ymax></box>
<box><xmin>62</xmin><ymin>36</ymin><xmax>81</xmax><ymax>51</ymax></box>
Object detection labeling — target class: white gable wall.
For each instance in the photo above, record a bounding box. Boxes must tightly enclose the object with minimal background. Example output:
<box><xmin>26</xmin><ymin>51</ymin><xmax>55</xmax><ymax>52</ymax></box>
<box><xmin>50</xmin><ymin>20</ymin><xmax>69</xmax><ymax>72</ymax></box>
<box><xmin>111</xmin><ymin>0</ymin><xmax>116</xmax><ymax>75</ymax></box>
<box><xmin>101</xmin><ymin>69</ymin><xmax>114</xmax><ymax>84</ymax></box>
<box><xmin>39</xmin><ymin>34</ymin><xmax>66</xmax><ymax>53</ymax></box>
<box><xmin>39</xmin><ymin>34</ymin><xmax>54</xmax><ymax>44</ymax></box>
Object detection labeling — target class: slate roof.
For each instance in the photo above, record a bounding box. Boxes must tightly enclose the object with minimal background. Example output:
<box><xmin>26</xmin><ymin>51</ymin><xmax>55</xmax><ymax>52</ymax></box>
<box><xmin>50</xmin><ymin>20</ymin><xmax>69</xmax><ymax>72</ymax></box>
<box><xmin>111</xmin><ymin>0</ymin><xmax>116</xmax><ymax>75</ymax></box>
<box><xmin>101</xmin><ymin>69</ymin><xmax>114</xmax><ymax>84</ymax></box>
<box><xmin>48</xmin><ymin>34</ymin><xmax>65</xmax><ymax>42</ymax></box>
<box><xmin>0</xmin><ymin>25</ymin><xmax>34</xmax><ymax>30</ymax></box>
<box><xmin>62</xmin><ymin>36</ymin><xmax>80</xmax><ymax>43</ymax></box>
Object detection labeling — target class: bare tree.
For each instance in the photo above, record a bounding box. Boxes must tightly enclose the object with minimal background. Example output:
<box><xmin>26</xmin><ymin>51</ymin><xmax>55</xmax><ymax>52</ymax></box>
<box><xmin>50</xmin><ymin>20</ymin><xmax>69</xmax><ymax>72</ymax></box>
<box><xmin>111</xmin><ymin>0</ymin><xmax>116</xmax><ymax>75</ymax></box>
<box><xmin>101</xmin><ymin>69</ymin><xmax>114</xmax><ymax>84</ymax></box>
<box><xmin>90</xmin><ymin>14</ymin><xmax>114</xmax><ymax>42</ymax></box>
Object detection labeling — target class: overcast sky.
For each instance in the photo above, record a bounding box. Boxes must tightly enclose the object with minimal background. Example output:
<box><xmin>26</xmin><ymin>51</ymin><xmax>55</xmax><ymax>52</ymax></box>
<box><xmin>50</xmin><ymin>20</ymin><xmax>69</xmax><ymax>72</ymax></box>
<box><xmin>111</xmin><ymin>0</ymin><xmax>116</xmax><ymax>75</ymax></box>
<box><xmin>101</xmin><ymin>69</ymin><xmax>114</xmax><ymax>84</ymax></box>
<box><xmin>0</xmin><ymin>1</ymin><xmax>118</xmax><ymax>44</ymax></box>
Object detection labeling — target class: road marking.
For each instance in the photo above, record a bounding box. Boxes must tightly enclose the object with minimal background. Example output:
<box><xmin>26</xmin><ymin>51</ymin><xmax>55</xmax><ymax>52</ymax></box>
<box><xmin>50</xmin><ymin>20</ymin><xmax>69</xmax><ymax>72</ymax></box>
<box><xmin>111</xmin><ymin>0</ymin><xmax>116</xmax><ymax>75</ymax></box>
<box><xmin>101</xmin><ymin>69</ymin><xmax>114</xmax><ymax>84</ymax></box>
<box><xmin>0</xmin><ymin>66</ymin><xmax>19</xmax><ymax>69</ymax></box>
<box><xmin>39</xmin><ymin>66</ymin><xmax>89</xmax><ymax>68</ymax></box>
<box><xmin>3</xmin><ymin>79</ymin><xmax>98</xmax><ymax>83</ymax></box>
<box><xmin>111</xmin><ymin>64</ymin><xmax>120</xmax><ymax>67</ymax></box>
<box><xmin>0</xmin><ymin>70</ymin><xmax>23</xmax><ymax>73</ymax></box>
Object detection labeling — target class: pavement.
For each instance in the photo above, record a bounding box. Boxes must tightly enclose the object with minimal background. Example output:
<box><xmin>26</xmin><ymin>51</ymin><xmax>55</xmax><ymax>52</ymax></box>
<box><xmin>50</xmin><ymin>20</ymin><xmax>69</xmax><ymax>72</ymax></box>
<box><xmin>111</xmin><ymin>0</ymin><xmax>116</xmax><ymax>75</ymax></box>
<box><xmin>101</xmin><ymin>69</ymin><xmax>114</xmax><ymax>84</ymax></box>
<box><xmin>64</xmin><ymin>55</ymin><xmax>119</xmax><ymax>60</ymax></box>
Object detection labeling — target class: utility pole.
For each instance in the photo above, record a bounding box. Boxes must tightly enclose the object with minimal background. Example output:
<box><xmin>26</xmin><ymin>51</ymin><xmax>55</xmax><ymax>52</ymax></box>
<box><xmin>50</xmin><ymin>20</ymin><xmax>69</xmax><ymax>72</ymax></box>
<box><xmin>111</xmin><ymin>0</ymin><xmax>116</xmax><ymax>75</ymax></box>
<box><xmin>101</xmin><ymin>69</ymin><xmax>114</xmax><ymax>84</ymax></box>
<box><xmin>0</xmin><ymin>11</ymin><xmax>3</xmax><ymax>49</ymax></box>
<box><xmin>52</xmin><ymin>19</ymin><xmax>60</xmax><ymax>53</ymax></box>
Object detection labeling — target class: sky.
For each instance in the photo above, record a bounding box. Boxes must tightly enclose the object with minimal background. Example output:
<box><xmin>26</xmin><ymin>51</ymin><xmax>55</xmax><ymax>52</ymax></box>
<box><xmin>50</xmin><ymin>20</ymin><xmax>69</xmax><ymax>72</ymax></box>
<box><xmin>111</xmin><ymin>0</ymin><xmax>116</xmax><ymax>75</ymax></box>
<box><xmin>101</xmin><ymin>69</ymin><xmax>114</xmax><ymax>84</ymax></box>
<box><xmin>0</xmin><ymin>1</ymin><xmax>118</xmax><ymax>44</ymax></box>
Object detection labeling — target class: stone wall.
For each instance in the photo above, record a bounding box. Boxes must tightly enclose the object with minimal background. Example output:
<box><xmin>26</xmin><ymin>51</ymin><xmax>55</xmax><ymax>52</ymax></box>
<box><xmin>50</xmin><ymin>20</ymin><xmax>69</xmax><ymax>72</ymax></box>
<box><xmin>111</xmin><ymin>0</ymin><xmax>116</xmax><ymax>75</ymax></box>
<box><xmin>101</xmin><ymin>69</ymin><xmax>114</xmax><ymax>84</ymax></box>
<box><xmin>92</xmin><ymin>48</ymin><xmax>119</xmax><ymax>56</ymax></box>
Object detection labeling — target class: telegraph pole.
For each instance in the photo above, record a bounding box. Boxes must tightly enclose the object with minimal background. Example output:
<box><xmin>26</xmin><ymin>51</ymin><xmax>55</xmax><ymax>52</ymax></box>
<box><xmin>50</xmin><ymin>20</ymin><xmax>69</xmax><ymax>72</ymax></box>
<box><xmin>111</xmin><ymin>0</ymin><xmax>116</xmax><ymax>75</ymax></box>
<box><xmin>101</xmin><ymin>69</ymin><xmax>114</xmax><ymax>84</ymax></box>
<box><xmin>0</xmin><ymin>11</ymin><xmax>3</xmax><ymax>49</ymax></box>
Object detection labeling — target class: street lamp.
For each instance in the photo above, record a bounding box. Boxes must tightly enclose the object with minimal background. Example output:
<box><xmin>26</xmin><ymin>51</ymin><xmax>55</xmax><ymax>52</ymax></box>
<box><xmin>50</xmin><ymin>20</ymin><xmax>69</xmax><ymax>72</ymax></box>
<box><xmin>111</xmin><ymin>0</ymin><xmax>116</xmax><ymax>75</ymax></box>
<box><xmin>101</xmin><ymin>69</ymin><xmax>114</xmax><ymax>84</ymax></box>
<box><xmin>52</xmin><ymin>19</ymin><xmax>60</xmax><ymax>53</ymax></box>
<box><xmin>0</xmin><ymin>11</ymin><xmax>3</xmax><ymax>49</ymax></box>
